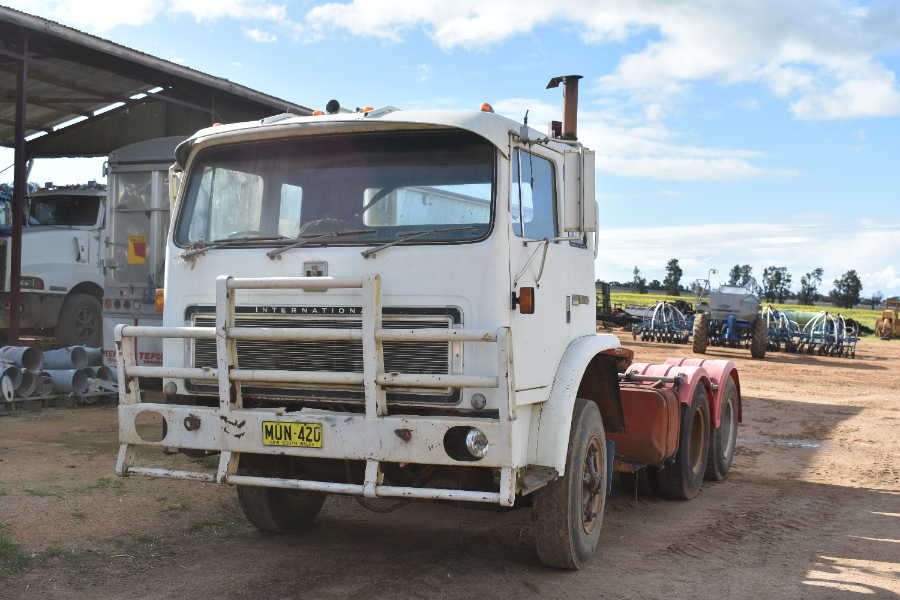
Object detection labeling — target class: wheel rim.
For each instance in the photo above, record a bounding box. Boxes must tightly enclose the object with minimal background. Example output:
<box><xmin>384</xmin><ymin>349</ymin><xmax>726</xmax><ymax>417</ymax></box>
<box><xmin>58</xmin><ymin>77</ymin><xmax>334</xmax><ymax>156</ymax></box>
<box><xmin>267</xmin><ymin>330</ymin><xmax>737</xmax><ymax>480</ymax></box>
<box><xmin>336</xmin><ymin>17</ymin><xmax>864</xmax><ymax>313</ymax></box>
<box><xmin>74</xmin><ymin>307</ymin><xmax>97</xmax><ymax>342</ymax></box>
<box><xmin>688</xmin><ymin>405</ymin><xmax>708</xmax><ymax>475</ymax></box>
<box><xmin>581</xmin><ymin>436</ymin><xmax>604</xmax><ymax>534</ymax></box>
<box><xmin>720</xmin><ymin>396</ymin><xmax>737</xmax><ymax>461</ymax></box>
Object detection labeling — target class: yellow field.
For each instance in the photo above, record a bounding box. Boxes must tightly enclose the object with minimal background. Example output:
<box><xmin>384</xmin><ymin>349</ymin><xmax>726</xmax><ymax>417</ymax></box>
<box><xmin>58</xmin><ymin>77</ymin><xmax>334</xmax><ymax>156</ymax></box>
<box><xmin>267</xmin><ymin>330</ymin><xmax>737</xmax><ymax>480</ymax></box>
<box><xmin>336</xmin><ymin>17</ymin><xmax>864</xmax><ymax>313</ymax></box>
<box><xmin>604</xmin><ymin>292</ymin><xmax>884</xmax><ymax>332</ymax></box>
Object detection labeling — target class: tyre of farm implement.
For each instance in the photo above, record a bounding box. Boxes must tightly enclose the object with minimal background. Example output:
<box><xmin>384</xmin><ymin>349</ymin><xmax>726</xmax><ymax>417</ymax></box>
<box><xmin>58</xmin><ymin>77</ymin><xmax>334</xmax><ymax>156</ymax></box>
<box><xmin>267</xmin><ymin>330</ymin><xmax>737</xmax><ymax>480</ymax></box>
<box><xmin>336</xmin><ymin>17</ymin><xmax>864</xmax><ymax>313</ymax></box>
<box><xmin>533</xmin><ymin>398</ymin><xmax>607</xmax><ymax>570</ymax></box>
<box><xmin>237</xmin><ymin>460</ymin><xmax>326</xmax><ymax>533</ymax></box>
<box><xmin>692</xmin><ymin>313</ymin><xmax>709</xmax><ymax>354</ymax></box>
<box><xmin>658</xmin><ymin>385</ymin><xmax>710</xmax><ymax>500</ymax></box>
<box><xmin>55</xmin><ymin>293</ymin><xmax>102</xmax><ymax>348</ymax></box>
<box><xmin>750</xmin><ymin>317</ymin><xmax>767</xmax><ymax>359</ymax></box>
<box><xmin>705</xmin><ymin>378</ymin><xmax>738</xmax><ymax>481</ymax></box>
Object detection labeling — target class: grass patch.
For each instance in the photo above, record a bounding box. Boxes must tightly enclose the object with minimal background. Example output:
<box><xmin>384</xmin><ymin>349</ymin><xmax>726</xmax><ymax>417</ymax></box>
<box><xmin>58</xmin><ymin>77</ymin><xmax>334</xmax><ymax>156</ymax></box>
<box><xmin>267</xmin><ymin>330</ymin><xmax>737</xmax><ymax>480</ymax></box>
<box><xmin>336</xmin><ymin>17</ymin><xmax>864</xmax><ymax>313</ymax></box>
<box><xmin>25</xmin><ymin>489</ymin><xmax>60</xmax><ymax>498</ymax></box>
<box><xmin>186</xmin><ymin>500</ymin><xmax>248</xmax><ymax>538</ymax></box>
<box><xmin>42</xmin><ymin>546</ymin><xmax>104</xmax><ymax>563</ymax></box>
<box><xmin>0</xmin><ymin>524</ymin><xmax>30</xmax><ymax>578</ymax></box>
<box><xmin>73</xmin><ymin>477</ymin><xmax>125</xmax><ymax>494</ymax></box>
<box><xmin>71</xmin><ymin>509</ymin><xmax>87</xmax><ymax>520</ymax></box>
<box><xmin>192</xmin><ymin>455</ymin><xmax>220</xmax><ymax>470</ymax></box>
<box><xmin>0</xmin><ymin>489</ymin><xmax>7</xmax><ymax>497</ymax></box>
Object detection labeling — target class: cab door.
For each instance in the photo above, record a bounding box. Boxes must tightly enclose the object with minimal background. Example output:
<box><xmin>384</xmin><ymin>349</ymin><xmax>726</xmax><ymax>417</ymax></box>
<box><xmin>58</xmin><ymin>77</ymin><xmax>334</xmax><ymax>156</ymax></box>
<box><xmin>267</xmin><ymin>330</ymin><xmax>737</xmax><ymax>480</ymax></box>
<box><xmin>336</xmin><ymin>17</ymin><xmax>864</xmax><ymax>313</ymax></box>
<box><xmin>507</xmin><ymin>143</ymin><xmax>578</xmax><ymax>404</ymax></box>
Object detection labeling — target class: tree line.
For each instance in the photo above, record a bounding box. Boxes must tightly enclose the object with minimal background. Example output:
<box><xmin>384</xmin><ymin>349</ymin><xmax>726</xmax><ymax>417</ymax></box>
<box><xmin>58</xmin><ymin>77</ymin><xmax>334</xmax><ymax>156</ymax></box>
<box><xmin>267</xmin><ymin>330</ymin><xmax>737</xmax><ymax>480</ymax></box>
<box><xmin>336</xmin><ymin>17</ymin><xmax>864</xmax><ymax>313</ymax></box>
<box><xmin>625</xmin><ymin>261</ymin><xmax>878</xmax><ymax>309</ymax></box>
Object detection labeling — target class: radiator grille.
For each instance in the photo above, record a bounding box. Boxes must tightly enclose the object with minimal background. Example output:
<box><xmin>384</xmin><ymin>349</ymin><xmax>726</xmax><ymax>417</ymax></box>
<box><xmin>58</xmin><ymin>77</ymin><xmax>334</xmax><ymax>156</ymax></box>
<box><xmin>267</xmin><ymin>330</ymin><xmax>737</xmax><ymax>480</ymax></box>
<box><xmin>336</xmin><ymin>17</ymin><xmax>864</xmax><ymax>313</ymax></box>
<box><xmin>192</xmin><ymin>315</ymin><xmax>451</xmax><ymax>376</ymax></box>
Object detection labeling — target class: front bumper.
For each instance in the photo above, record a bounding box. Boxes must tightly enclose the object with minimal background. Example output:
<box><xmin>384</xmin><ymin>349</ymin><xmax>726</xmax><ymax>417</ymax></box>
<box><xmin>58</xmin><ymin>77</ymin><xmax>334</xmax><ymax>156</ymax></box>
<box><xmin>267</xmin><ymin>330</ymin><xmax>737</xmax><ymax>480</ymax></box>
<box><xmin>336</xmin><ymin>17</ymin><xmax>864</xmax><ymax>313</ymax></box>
<box><xmin>115</xmin><ymin>274</ymin><xmax>519</xmax><ymax>506</ymax></box>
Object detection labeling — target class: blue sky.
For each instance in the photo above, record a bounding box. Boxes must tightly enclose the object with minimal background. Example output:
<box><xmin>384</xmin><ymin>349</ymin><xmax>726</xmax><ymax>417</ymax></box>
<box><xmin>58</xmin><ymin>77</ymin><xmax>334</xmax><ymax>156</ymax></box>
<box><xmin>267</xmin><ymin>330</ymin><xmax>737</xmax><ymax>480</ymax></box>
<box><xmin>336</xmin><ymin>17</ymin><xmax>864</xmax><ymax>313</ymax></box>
<box><xmin>3</xmin><ymin>0</ymin><xmax>900</xmax><ymax>296</ymax></box>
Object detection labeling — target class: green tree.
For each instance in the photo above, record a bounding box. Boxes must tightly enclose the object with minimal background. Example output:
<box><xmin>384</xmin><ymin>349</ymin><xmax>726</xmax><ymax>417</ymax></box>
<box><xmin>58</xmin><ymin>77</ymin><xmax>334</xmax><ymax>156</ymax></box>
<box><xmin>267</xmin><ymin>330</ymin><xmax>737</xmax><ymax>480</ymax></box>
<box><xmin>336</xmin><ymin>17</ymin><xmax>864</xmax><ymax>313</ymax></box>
<box><xmin>829</xmin><ymin>270</ymin><xmax>863</xmax><ymax>309</ymax></box>
<box><xmin>729</xmin><ymin>264</ymin><xmax>741</xmax><ymax>284</ymax></box>
<box><xmin>632</xmin><ymin>266</ymin><xmax>647</xmax><ymax>294</ymax></box>
<box><xmin>729</xmin><ymin>264</ymin><xmax>753</xmax><ymax>285</ymax></box>
<box><xmin>798</xmin><ymin>268</ymin><xmax>824</xmax><ymax>306</ymax></box>
<box><xmin>663</xmin><ymin>259</ymin><xmax>683</xmax><ymax>297</ymax></box>
<box><xmin>762</xmin><ymin>266</ymin><xmax>791</xmax><ymax>303</ymax></box>
<box><xmin>739</xmin><ymin>265</ymin><xmax>753</xmax><ymax>285</ymax></box>
<box><xmin>868</xmin><ymin>291</ymin><xmax>884</xmax><ymax>310</ymax></box>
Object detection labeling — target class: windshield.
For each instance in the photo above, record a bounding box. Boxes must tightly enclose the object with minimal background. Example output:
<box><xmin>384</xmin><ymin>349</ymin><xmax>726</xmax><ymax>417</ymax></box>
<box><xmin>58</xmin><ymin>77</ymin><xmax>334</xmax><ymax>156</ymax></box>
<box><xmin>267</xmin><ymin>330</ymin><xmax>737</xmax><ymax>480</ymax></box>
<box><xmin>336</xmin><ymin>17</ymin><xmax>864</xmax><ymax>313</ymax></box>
<box><xmin>175</xmin><ymin>130</ymin><xmax>494</xmax><ymax>247</ymax></box>
<box><xmin>28</xmin><ymin>195</ymin><xmax>101</xmax><ymax>226</ymax></box>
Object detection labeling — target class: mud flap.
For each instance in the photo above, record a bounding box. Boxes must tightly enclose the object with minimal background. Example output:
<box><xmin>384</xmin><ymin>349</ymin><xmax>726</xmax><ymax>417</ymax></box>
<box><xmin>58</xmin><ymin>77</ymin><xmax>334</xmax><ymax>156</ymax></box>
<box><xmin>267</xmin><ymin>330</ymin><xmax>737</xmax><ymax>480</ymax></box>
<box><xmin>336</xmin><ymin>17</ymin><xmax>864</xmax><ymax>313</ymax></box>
<box><xmin>605</xmin><ymin>439</ymin><xmax>614</xmax><ymax>495</ymax></box>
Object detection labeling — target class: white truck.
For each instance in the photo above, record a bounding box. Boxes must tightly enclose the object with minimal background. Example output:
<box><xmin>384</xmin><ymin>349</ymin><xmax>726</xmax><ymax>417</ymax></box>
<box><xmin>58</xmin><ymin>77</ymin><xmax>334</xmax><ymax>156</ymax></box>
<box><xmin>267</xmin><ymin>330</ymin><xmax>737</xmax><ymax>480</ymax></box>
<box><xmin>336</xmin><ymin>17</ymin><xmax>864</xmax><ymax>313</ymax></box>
<box><xmin>114</xmin><ymin>77</ymin><xmax>742</xmax><ymax>569</ymax></box>
<box><xmin>0</xmin><ymin>183</ymin><xmax>106</xmax><ymax>346</ymax></box>
<box><xmin>101</xmin><ymin>136</ymin><xmax>188</xmax><ymax>370</ymax></box>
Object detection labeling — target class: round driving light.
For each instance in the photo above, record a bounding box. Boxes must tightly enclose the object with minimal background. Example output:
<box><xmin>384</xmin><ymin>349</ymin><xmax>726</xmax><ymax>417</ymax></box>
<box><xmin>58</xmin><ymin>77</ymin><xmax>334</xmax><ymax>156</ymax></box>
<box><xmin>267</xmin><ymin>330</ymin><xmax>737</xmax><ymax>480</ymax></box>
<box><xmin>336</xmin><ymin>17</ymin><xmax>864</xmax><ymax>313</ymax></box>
<box><xmin>470</xmin><ymin>393</ymin><xmax>486</xmax><ymax>409</ymax></box>
<box><xmin>465</xmin><ymin>428</ymin><xmax>489</xmax><ymax>459</ymax></box>
<box><xmin>133</xmin><ymin>301</ymin><xmax>141</xmax><ymax>310</ymax></box>
<box><xmin>163</xmin><ymin>382</ymin><xmax>177</xmax><ymax>395</ymax></box>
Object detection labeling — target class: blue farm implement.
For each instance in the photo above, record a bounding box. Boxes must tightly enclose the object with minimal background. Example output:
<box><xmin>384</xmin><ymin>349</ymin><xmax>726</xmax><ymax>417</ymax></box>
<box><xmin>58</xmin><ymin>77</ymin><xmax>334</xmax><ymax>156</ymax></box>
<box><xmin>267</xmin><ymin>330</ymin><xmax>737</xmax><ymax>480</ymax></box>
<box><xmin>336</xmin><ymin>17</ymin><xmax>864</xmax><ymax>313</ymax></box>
<box><xmin>632</xmin><ymin>302</ymin><xmax>692</xmax><ymax>344</ymax></box>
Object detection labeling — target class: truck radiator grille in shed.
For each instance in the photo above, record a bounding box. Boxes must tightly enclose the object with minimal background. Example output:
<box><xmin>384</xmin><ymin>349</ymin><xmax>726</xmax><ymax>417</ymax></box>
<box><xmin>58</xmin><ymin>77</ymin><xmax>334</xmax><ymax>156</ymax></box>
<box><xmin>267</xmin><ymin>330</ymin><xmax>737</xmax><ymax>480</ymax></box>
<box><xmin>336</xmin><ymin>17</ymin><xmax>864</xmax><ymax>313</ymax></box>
<box><xmin>192</xmin><ymin>314</ymin><xmax>451</xmax><ymax>379</ymax></box>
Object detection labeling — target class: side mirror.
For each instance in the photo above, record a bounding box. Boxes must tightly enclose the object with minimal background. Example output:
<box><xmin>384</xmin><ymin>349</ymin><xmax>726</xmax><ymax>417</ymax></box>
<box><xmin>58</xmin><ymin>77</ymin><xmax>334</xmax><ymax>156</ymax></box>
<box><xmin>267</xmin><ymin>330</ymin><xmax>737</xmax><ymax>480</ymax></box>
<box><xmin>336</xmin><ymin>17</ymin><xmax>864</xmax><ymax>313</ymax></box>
<box><xmin>563</xmin><ymin>150</ymin><xmax>597</xmax><ymax>233</ymax></box>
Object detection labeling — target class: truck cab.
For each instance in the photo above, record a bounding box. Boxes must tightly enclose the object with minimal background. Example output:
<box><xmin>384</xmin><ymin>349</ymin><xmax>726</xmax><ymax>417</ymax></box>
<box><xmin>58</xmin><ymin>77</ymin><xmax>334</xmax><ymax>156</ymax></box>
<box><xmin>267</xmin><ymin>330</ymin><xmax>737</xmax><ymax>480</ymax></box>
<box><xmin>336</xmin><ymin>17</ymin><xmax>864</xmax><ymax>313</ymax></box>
<box><xmin>115</xmin><ymin>81</ymin><xmax>741</xmax><ymax>570</ymax></box>
<box><xmin>0</xmin><ymin>183</ymin><xmax>106</xmax><ymax>346</ymax></box>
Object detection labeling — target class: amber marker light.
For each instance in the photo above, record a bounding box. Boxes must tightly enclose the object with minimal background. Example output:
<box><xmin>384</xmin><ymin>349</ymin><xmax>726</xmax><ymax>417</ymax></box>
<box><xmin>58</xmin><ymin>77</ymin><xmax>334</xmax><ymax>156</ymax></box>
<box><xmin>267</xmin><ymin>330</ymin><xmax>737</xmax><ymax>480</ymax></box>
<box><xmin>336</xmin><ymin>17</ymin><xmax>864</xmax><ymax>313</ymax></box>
<box><xmin>363</xmin><ymin>107</ymin><xmax>374</xmax><ymax>112</ymax></box>
<box><xmin>155</xmin><ymin>289</ymin><xmax>165</xmax><ymax>312</ymax></box>
<box><xmin>312</xmin><ymin>110</ymin><xmax>325</xmax><ymax>116</ymax></box>
<box><xmin>480</xmin><ymin>103</ymin><xmax>494</xmax><ymax>113</ymax></box>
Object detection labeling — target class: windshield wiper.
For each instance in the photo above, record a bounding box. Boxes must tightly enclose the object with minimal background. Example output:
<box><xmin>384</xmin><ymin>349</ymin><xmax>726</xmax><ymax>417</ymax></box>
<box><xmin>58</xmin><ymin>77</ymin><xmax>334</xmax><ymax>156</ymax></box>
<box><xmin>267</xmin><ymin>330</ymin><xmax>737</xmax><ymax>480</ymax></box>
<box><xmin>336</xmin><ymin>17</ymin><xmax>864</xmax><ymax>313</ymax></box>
<box><xmin>266</xmin><ymin>229</ymin><xmax>377</xmax><ymax>260</ymax></box>
<box><xmin>361</xmin><ymin>226</ymin><xmax>479</xmax><ymax>259</ymax></box>
<box><xmin>181</xmin><ymin>236</ymin><xmax>286</xmax><ymax>259</ymax></box>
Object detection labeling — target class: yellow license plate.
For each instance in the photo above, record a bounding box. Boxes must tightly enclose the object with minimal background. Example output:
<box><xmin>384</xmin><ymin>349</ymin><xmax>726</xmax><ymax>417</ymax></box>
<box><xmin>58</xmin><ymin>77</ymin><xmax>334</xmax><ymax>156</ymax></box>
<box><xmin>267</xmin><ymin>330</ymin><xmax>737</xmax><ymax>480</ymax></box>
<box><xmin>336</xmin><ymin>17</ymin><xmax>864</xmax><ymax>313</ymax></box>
<box><xmin>262</xmin><ymin>422</ymin><xmax>323</xmax><ymax>448</ymax></box>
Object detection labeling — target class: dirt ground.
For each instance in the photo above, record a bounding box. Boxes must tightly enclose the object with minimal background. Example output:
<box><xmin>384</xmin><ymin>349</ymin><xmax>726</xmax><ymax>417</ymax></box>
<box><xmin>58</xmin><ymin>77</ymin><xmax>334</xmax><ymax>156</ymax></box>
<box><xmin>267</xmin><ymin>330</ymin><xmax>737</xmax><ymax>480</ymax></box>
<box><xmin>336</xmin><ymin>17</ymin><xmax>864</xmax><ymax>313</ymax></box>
<box><xmin>1</xmin><ymin>333</ymin><xmax>898</xmax><ymax>599</ymax></box>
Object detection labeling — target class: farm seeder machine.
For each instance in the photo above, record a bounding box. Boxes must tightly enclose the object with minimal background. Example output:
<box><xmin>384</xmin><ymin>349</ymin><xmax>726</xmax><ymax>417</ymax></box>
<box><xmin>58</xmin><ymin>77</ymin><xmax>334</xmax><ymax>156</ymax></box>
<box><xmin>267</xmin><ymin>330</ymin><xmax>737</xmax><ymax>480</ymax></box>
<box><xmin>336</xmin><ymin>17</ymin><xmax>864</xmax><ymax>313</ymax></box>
<box><xmin>627</xmin><ymin>279</ymin><xmax>859</xmax><ymax>359</ymax></box>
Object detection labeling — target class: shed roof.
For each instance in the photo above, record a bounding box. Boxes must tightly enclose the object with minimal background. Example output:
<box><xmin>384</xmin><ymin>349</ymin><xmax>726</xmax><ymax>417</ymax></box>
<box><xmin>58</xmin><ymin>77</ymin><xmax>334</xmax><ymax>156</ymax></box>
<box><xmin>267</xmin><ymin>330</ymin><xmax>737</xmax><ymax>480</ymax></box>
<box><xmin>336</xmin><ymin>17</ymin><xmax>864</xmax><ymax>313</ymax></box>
<box><xmin>0</xmin><ymin>7</ymin><xmax>312</xmax><ymax>158</ymax></box>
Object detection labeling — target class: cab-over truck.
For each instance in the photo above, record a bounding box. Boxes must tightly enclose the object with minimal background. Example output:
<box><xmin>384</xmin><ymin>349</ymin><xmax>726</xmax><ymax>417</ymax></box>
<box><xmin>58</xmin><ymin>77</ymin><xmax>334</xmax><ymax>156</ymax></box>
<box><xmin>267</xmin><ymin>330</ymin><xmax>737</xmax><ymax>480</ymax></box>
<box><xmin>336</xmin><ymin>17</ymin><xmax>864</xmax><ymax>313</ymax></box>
<box><xmin>114</xmin><ymin>77</ymin><xmax>742</xmax><ymax>569</ymax></box>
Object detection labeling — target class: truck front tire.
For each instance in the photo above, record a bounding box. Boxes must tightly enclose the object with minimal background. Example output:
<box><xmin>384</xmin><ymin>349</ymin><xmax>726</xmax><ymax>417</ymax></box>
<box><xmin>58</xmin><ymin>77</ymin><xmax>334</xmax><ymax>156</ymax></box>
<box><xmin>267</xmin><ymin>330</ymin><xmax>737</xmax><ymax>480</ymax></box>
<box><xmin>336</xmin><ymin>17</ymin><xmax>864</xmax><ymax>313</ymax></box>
<box><xmin>533</xmin><ymin>398</ymin><xmax>607</xmax><ymax>570</ymax></box>
<box><xmin>236</xmin><ymin>460</ymin><xmax>326</xmax><ymax>533</ymax></box>
<box><xmin>658</xmin><ymin>385</ymin><xmax>710</xmax><ymax>500</ymax></box>
<box><xmin>55</xmin><ymin>293</ymin><xmax>102</xmax><ymax>348</ymax></box>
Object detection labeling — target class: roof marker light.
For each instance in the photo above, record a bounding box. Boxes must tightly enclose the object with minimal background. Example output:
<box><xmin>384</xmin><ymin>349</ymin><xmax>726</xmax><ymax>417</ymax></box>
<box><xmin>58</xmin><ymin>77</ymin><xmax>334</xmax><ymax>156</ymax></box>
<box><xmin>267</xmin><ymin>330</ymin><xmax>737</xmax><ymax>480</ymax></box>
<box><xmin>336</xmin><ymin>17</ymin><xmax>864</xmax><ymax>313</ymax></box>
<box><xmin>480</xmin><ymin>103</ymin><xmax>494</xmax><ymax>113</ymax></box>
<box><xmin>312</xmin><ymin>110</ymin><xmax>324</xmax><ymax>116</ymax></box>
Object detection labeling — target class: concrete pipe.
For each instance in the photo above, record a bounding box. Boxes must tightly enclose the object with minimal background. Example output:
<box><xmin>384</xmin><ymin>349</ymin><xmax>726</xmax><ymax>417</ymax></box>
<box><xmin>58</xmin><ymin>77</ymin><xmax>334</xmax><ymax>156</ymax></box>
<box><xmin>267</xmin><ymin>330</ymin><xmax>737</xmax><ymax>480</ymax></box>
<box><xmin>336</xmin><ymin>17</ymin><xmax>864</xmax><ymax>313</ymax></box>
<box><xmin>1</xmin><ymin>375</ymin><xmax>12</xmax><ymax>402</ymax></box>
<box><xmin>46</xmin><ymin>369</ymin><xmax>89</xmax><ymax>394</ymax></box>
<box><xmin>43</xmin><ymin>346</ymin><xmax>88</xmax><ymax>370</ymax></box>
<box><xmin>15</xmin><ymin>370</ymin><xmax>36</xmax><ymax>397</ymax></box>
<box><xmin>3</xmin><ymin>364</ymin><xmax>22</xmax><ymax>389</ymax></box>
<box><xmin>1</xmin><ymin>346</ymin><xmax>44</xmax><ymax>372</ymax></box>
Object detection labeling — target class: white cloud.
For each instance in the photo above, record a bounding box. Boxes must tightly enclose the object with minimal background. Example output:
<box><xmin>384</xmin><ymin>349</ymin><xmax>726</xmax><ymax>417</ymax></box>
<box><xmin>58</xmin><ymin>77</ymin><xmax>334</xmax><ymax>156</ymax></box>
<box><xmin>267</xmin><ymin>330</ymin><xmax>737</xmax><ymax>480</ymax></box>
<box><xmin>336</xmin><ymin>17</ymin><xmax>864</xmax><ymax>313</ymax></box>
<box><xmin>596</xmin><ymin>214</ymin><xmax>900</xmax><ymax>296</ymax></box>
<box><xmin>243</xmin><ymin>28</ymin><xmax>278</xmax><ymax>43</ymax></box>
<box><xmin>494</xmin><ymin>98</ymin><xmax>799</xmax><ymax>182</ymax></box>
<box><xmin>6</xmin><ymin>0</ymin><xmax>292</xmax><ymax>32</ymax></box>
<box><xmin>303</xmin><ymin>0</ymin><xmax>900</xmax><ymax>121</ymax></box>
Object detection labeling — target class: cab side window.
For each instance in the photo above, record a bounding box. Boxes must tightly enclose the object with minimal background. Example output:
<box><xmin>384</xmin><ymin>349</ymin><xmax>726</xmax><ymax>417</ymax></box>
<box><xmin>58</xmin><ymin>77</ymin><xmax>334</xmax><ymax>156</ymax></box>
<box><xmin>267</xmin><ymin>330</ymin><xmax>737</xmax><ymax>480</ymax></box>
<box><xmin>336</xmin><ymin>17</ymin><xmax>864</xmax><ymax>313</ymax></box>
<box><xmin>511</xmin><ymin>149</ymin><xmax>557</xmax><ymax>240</ymax></box>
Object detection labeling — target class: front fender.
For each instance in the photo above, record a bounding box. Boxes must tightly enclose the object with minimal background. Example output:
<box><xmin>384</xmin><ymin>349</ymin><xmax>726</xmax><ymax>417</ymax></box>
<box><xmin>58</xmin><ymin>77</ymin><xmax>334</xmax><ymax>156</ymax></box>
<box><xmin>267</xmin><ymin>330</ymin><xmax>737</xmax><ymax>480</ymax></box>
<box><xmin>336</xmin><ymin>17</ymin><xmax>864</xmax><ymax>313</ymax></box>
<box><xmin>532</xmin><ymin>333</ymin><xmax>621</xmax><ymax>476</ymax></box>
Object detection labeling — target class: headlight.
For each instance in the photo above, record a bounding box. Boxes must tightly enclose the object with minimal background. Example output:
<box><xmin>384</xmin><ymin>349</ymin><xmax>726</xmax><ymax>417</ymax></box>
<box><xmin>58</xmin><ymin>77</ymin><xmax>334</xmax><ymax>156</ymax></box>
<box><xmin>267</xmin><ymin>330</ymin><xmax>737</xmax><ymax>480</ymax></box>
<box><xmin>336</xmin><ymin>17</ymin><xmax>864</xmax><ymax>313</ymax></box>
<box><xmin>20</xmin><ymin>277</ymin><xmax>44</xmax><ymax>290</ymax></box>
<box><xmin>464</xmin><ymin>428</ymin><xmax>489</xmax><ymax>459</ymax></box>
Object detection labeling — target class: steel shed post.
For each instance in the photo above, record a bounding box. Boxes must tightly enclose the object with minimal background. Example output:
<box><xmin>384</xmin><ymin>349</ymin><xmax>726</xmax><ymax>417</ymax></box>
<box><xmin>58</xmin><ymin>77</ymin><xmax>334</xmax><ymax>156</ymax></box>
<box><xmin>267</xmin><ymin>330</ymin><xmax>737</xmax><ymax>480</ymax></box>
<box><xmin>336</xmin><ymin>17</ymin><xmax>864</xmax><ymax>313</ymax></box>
<box><xmin>9</xmin><ymin>32</ymin><xmax>27</xmax><ymax>345</ymax></box>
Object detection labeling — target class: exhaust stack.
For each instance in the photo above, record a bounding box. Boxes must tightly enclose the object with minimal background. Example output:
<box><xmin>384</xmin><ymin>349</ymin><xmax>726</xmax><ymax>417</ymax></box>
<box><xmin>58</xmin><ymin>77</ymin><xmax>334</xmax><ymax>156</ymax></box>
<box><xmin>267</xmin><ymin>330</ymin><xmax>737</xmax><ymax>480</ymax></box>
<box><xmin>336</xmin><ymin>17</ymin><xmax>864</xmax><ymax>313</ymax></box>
<box><xmin>546</xmin><ymin>75</ymin><xmax>583</xmax><ymax>141</ymax></box>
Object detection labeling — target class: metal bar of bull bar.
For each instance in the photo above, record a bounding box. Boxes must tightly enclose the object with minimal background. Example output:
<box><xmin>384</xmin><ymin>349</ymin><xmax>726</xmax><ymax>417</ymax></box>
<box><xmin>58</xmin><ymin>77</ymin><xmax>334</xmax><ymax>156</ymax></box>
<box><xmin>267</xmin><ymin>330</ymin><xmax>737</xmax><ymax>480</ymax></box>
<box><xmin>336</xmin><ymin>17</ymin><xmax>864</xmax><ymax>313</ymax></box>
<box><xmin>115</xmin><ymin>274</ymin><xmax>518</xmax><ymax>506</ymax></box>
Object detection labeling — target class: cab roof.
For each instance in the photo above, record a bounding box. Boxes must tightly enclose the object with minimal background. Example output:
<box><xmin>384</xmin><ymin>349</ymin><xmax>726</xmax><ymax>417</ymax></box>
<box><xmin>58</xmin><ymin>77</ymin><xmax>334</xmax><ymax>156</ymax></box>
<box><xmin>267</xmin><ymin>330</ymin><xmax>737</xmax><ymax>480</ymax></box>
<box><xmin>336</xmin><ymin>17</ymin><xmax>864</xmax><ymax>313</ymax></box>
<box><xmin>174</xmin><ymin>108</ymin><xmax>558</xmax><ymax>169</ymax></box>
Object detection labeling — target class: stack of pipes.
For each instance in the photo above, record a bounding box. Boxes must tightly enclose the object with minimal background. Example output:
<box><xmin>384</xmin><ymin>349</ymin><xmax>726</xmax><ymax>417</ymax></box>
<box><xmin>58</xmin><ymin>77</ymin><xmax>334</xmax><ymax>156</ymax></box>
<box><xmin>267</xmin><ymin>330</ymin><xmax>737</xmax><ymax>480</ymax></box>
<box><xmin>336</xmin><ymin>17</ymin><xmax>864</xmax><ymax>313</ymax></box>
<box><xmin>0</xmin><ymin>345</ymin><xmax>117</xmax><ymax>402</ymax></box>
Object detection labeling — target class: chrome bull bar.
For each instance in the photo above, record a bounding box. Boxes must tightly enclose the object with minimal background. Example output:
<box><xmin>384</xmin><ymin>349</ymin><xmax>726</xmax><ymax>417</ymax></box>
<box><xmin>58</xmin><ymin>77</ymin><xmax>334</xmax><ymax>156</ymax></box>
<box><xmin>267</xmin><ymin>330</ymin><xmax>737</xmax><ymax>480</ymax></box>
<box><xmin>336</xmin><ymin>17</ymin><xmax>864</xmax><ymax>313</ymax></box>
<box><xmin>115</xmin><ymin>274</ymin><xmax>519</xmax><ymax>506</ymax></box>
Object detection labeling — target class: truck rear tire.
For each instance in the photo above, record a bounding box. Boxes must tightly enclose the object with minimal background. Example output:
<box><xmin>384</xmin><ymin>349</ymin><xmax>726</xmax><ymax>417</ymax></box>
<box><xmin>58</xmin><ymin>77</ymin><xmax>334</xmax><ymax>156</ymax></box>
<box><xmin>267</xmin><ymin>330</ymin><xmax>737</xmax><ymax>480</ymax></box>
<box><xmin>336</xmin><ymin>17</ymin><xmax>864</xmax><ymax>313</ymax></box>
<box><xmin>750</xmin><ymin>317</ymin><xmax>767</xmax><ymax>359</ymax></box>
<box><xmin>658</xmin><ymin>385</ymin><xmax>710</xmax><ymax>500</ymax></box>
<box><xmin>704</xmin><ymin>378</ymin><xmax>738</xmax><ymax>481</ymax></box>
<box><xmin>533</xmin><ymin>398</ymin><xmax>607</xmax><ymax>570</ymax></box>
<box><xmin>236</xmin><ymin>461</ymin><xmax>326</xmax><ymax>533</ymax></box>
<box><xmin>692</xmin><ymin>313</ymin><xmax>709</xmax><ymax>354</ymax></box>
<box><xmin>55</xmin><ymin>293</ymin><xmax>102</xmax><ymax>348</ymax></box>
